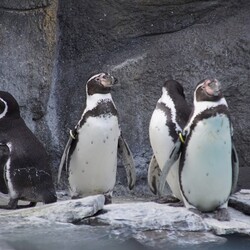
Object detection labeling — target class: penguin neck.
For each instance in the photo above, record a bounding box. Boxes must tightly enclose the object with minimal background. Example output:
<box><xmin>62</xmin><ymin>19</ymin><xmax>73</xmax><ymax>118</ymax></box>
<box><xmin>85</xmin><ymin>93</ymin><xmax>113</xmax><ymax>112</ymax></box>
<box><xmin>184</xmin><ymin>97</ymin><xmax>228</xmax><ymax>134</ymax></box>
<box><xmin>193</xmin><ymin>97</ymin><xmax>228</xmax><ymax>114</ymax></box>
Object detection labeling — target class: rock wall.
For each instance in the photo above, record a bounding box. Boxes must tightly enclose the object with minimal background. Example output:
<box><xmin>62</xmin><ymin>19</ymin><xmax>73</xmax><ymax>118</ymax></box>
<box><xmin>0</xmin><ymin>0</ymin><xmax>250</xmax><ymax>195</ymax></box>
<box><xmin>0</xmin><ymin>0</ymin><xmax>58</xmax><ymax>168</ymax></box>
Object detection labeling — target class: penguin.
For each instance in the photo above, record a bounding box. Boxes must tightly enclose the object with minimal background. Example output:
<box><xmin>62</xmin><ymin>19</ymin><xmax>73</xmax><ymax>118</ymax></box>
<box><xmin>158</xmin><ymin>79</ymin><xmax>239</xmax><ymax>221</ymax></box>
<box><xmin>148</xmin><ymin>80</ymin><xmax>191</xmax><ymax>202</ymax></box>
<box><xmin>0</xmin><ymin>91</ymin><xmax>57</xmax><ymax>209</ymax></box>
<box><xmin>58</xmin><ymin>72</ymin><xmax>136</xmax><ymax>204</ymax></box>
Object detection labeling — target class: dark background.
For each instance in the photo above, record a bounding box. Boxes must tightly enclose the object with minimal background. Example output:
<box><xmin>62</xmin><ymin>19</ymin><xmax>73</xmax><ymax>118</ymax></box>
<box><xmin>0</xmin><ymin>0</ymin><xmax>249</xmax><ymax>197</ymax></box>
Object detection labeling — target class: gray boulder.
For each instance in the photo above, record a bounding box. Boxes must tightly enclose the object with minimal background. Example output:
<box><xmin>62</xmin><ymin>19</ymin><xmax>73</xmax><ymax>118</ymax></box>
<box><xmin>0</xmin><ymin>194</ymin><xmax>105</xmax><ymax>224</ymax></box>
<box><xmin>0</xmin><ymin>190</ymin><xmax>250</xmax><ymax>247</ymax></box>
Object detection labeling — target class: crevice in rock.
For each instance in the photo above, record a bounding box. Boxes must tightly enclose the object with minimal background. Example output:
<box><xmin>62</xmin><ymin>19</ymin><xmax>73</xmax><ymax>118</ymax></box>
<box><xmin>0</xmin><ymin>4</ymin><xmax>51</xmax><ymax>12</ymax></box>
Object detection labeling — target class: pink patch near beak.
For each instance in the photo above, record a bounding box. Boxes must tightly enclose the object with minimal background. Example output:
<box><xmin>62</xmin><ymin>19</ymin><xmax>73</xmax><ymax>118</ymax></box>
<box><xmin>205</xmin><ymin>79</ymin><xmax>221</xmax><ymax>96</ymax></box>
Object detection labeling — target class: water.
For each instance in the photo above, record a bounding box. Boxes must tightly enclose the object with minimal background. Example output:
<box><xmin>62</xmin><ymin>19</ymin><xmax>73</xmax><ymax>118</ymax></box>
<box><xmin>0</xmin><ymin>224</ymin><xmax>250</xmax><ymax>250</ymax></box>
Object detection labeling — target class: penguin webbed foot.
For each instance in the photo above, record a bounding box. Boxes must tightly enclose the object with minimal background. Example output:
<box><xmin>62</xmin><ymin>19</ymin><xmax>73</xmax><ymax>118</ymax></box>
<box><xmin>153</xmin><ymin>195</ymin><xmax>180</xmax><ymax>204</ymax></box>
<box><xmin>0</xmin><ymin>199</ymin><xmax>36</xmax><ymax>210</ymax></box>
<box><xmin>71</xmin><ymin>194</ymin><xmax>82</xmax><ymax>200</ymax></box>
<box><xmin>0</xmin><ymin>204</ymin><xmax>15</xmax><ymax>210</ymax></box>
<box><xmin>0</xmin><ymin>205</ymin><xmax>14</xmax><ymax>210</ymax></box>
<box><xmin>16</xmin><ymin>202</ymin><xmax>37</xmax><ymax>209</ymax></box>
<box><xmin>188</xmin><ymin>208</ymin><xmax>208</xmax><ymax>219</ymax></box>
<box><xmin>214</xmin><ymin>208</ymin><xmax>230</xmax><ymax>221</ymax></box>
<box><xmin>3</xmin><ymin>198</ymin><xmax>18</xmax><ymax>209</ymax></box>
<box><xmin>43</xmin><ymin>192</ymin><xmax>57</xmax><ymax>204</ymax></box>
<box><xmin>104</xmin><ymin>194</ymin><xmax>112</xmax><ymax>205</ymax></box>
<box><xmin>168</xmin><ymin>201</ymin><xmax>184</xmax><ymax>207</ymax></box>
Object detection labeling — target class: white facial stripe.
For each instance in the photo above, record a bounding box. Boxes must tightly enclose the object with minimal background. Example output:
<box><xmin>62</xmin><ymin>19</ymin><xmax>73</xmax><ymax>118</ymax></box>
<box><xmin>87</xmin><ymin>73</ymin><xmax>102</xmax><ymax>83</ymax></box>
<box><xmin>195</xmin><ymin>83</ymin><xmax>204</xmax><ymax>92</ymax></box>
<box><xmin>0</xmin><ymin>98</ymin><xmax>8</xmax><ymax>119</ymax></box>
<box><xmin>160</xmin><ymin>88</ymin><xmax>182</xmax><ymax>132</ymax></box>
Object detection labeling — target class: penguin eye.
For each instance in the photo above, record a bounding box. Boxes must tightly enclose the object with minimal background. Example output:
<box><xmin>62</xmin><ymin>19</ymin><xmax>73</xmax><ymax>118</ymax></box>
<box><xmin>201</xmin><ymin>85</ymin><xmax>207</xmax><ymax>93</ymax></box>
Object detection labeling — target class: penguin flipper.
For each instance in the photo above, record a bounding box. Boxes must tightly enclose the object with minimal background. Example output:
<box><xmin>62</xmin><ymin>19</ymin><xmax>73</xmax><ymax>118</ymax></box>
<box><xmin>231</xmin><ymin>142</ymin><xmax>239</xmax><ymax>194</ymax></box>
<box><xmin>158</xmin><ymin>139</ymin><xmax>182</xmax><ymax>196</ymax></box>
<box><xmin>57</xmin><ymin>135</ymin><xmax>73</xmax><ymax>183</ymax></box>
<box><xmin>147</xmin><ymin>155</ymin><xmax>161</xmax><ymax>195</ymax></box>
<box><xmin>118</xmin><ymin>134</ymin><xmax>136</xmax><ymax>190</ymax></box>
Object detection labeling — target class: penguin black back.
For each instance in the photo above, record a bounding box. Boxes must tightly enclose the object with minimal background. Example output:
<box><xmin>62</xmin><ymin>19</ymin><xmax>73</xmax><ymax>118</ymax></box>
<box><xmin>0</xmin><ymin>91</ymin><xmax>57</xmax><ymax>209</ymax></box>
<box><xmin>163</xmin><ymin>80</ymin><xmax>191</xmax><ymax>130</ymax></box>
<box><xmin>148</xmin><ymin>79</ymin><xmax>191</xmax><ymax>199</ymax></box>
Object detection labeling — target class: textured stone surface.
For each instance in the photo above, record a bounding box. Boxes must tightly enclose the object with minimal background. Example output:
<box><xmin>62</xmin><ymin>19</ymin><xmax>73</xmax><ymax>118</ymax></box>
<box><xmin>0</xmin><ymin>194</ymin><xmax>105</xmax><ymax>224</ymax></box>
<box><xmin>0</xmin><ymin>192</ymin><xmax>250</xmax><ymax>247</ymax></box>
<box><xmin>85</xmin><ymin>201</ymin><xmax>250</xmax><ymax>236</ymax></box>
<box><xmin>87</xmin><ymin>202</ymin><xmax>207</xmax><ymax>230</ymax></box>
<box><xmin>229</xmin><ymin>189</ymin><xmax>250</xmax><ymax>215</ymax></box>
<box><xmin>0</xmin><ymin>0</ymin><xmax>250</xmax><ymax>196</ymax></box>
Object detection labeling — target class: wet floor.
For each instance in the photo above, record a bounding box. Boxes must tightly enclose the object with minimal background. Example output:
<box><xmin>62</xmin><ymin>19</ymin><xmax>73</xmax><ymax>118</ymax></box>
<box><xmin>1</xmin><ymin>224</ymin><xmax>250</xmax><ymax>250</ymax></box>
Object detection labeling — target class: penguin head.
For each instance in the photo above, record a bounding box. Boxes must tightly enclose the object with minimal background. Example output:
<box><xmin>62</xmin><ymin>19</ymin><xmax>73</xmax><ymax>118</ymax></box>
<box><xmin>0</xmin><ymin>91</ymin><xmax>20</xmax><ymax>119</ymax></box>
<box><xmin>163</xmin><ymin>80</ymin><xmax>185</xmax><ymax>99</ymax></box>
<box><xmin>195</xmin><ymin>79</ymin><xmax>222</xmax><ymax>102</ymax></box>
<box><xmin>86</xmin><ymin>73</ymin><xmax>117</xmax><ymax>96</ymax></box>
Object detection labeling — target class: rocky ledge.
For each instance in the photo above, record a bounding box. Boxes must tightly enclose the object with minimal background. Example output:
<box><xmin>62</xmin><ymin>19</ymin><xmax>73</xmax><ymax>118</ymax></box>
<box><xmin>0</xmin><ymin>190</ymin><xmax>250</xmax><ymax>247</ymax></box>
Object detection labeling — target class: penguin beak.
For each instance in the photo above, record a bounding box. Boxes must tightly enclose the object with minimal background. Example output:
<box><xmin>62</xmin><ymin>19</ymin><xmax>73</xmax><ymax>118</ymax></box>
<box><xmin>101</xmin><ymin>74</ymin><xmax>117</xmax><ymax>87</ymax></box>
<box><xmin>109</xmin><ymin>75</ymin><xmax>119</xmax><ymax>89</ymax></box>
<box><xmin>113</xmin><ymin>77</ymin><xmax>118</xmax><ymax>85</ymax></box>
<box><xmin>106</xmin><ymin>75</ymin><xmax>118</xmax><ymax>87</ymax></box>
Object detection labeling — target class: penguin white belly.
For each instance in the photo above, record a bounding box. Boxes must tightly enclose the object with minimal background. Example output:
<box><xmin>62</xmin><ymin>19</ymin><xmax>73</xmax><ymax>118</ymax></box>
<box><xmin>181</xmin><ymin>115</ymin><xmax>232</xmax><ymax>212</ymax></box>
<box><xmin>69</xmin><ymin>115</ymin><xmax>120</xmax><ymax>196</ymax></box>
<box><xmin>149</xmin><ymin>109</ymin><xmax>182</xmax><ymax>200</ymax></box>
